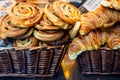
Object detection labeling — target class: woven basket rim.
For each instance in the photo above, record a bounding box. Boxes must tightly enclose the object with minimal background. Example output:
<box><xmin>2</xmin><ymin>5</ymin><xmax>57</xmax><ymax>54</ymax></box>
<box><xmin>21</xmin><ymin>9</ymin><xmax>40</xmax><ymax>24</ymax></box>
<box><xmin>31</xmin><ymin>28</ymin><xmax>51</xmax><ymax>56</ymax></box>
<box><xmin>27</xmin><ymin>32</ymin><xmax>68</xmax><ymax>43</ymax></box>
<box><xmin>0</xmin><ymin>45</ymin><xmax>65</xmax><ymax>51</ymax></box>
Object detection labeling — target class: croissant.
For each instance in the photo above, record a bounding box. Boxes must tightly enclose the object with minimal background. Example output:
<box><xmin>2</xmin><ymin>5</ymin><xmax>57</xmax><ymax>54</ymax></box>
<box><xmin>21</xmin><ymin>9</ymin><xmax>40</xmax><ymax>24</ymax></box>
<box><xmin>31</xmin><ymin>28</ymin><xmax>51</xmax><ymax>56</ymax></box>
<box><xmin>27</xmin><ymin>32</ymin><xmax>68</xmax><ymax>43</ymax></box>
<box><xmin>79</xmin><ymin>6</ymin><xmax>120</xmax><ymax>35</ymax></box>
<box><xmin>101</xmin><ymin>0</ymin><xmax>120</xmax><ymax>10</ymax></box>
<box><xmin>108</xmin><ymin>24</ymin><xmax>120</xmax><ymax>37</ymax></box>
<box><xmin>68</xmin><ymin>29</ymin><xmax>120</xmax><ymax>59</ymax></box>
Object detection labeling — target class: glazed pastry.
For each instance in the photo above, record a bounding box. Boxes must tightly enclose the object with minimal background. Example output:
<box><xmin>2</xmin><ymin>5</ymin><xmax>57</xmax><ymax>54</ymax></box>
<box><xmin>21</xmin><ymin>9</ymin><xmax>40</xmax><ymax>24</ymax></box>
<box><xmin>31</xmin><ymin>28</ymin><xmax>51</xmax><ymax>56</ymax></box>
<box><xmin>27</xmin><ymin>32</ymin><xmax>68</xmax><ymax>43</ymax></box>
<box><xmin>79</xmin><ymin>6</ymin><xmax>120</xmax><ymax>35</ymax></box>
<box><xmin>35</xmin><ymin>24</ymin><xmax>61</xmax><ymax>31</ymax></box>
<box><xmin>8</xmin><ymin>2</ymin><xmax>43</xmax><ymax>28</ymax></box>
<box><xmin>107</xmin><ymin>33</ymin><xmax>120</xmax><ymax>49</ymax></box>
<box><xmin>53</xmin><ymin>1</ymin><xmax>81</xmax><ymax>24</ymax></box>
<box><xmin>108</xmin><ymin>24</ymin><xmax>120</xmax><ymax>37</ymax></box>
<box><xmin>33</xmin><ymin>30</ymin><xmax>64</xmax><ymax>41</ymax></box>
<box><xmin>69</xmin><ymin>21</ymin><xmax>80</xmax><ymax>39</ymax></box>
<box><xmin>13</xmin><ymin>36</ymin><xmax>38</xmax><ymax>47</ymax></box>
<box><xmin>40</xmin><ymin>14</ymin><xmax>53</xmax><ymax>26</ymax></box>
<box><xmin>44</xmin><ymin>3</ymin><xmax>69</xmax><ymax>29</ymax></box>
<box><xmin>0</xmin><ymin>14</ymin><xmax>28</xmax><ymax>39</ymax></box>
<box><xmin>101</xmin><ymin>0</ymin><xmax>120</xmax><ymax>10</ymax></box>
<box><xmin>68</xmin><ymin>30</ymin><xmax>108</xmax><ymax>60</ymax></box>
<box><xmin>15</xmin><ymin>28</ymin><xmax>34</xmax><ymax>39</ymax></box>
<box><xmin>45</xmin><ymin>34</ymin><xmax>69</xmax><ymax>46</ymax></box>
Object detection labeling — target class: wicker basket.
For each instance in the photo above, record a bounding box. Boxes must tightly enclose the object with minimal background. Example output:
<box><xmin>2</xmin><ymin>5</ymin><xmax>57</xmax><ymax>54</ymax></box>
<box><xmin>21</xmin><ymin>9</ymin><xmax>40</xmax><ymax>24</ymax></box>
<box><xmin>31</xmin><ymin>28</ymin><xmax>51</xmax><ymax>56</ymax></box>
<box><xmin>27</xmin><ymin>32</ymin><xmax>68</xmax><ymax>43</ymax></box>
<box><xmin>0</xmin><ymin>45</ymin><xmax>67</xmax><ymax>77</ymax></box>
<box><xmin>77</xmin><ymin>49</ymin><xmax>120</xmax><ymax>75</ymax></box>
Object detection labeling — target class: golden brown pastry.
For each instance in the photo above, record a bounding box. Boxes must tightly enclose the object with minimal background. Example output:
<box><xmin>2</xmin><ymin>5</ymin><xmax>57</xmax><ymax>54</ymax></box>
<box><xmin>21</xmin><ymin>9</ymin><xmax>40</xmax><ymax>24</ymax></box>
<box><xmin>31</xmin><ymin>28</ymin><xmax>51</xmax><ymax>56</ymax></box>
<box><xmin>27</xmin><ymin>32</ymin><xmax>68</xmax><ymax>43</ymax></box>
<box><xmin>101</xmin><ymin>0</ymin><xmax>120</xmax><ymax>10</ymax></box>
<box><xmin>44</xmin><ymin>3</ymin><xmax>69</xmax><ymax>29</ymax></box>
<box><xmin>79</xmin><ymin>6</ymin><xmax>120</xmax><ymax>35</ymax></box>
<box><xmin>33</xmin><ymin>30</ymin><xmax>64</xmax><ymax>42</ymax></box>
<box><xmin>35</xmin><ymin>24</ymin><xmax>61</xmax><ymax>31</ymax></box>
<box><xmin>0</xmin><ymin>14</ymin><xmax>28</xmax><ymax>39</ymax></box>
<box><xmin>40</xmin><ymin>14</ymin><xmax>53</xmax><ymax>26</ymax></box>
<box><xmin>8</xmin><ymin>2</ymin><xmax>43</xmax><ymax>28</ymax></box>
<box><xmin>45</xmin><ymin>34</ymin><xmax>70</xmax><ymax>46</ymax></box>
<box><xmin>68</xmin><ymin>30</ymin><xmax>120</xmax><ymax>59</ymax></box>
<box><xmin>53</xmin><ymin>1</ymin><xmax>81</xmax><ymax>24</ymax></box>
<box><xmin>107</xmin><ymin>33</ymin><xmax>120</xmax><ymax>49</ymax></box>
<box><xmin>15</xmin><ymin>28</ymin><xmax>34</xmax><ymax>39</ymax></box>
<box><xmin>13</xmin><ymin>36</ymin><xmax>38</xmax><ymax>47</ymax></box>
<box><xmin>69</xmin><ymin>21</ymin><xmax>80</xmax><ymax>39</ymax></box>
<box><xmin>108</xmin><ymin>24</ymin><xmax>120</xmax><ymax>37</ymax></box>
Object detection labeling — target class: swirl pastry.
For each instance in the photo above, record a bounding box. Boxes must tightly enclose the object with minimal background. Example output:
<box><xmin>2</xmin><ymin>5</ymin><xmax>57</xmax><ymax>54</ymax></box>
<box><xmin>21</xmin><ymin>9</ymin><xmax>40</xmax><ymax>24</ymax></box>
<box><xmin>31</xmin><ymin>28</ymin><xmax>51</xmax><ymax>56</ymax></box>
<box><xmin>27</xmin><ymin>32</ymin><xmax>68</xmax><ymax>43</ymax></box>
<box><xmin>53</xmin><ymin>1</ymin><xmax>81</xmax><ymax>24</ymax></box>
<box><xmin>68</xmin><ymin>27</ymin><xmax>120</xmax><ymax>59</ymax></box>
<box><xmin>0</xmin><ymin>14</ymin><xmax>28</xmax><ymax>39</ymax></box>
<box><xmin>79</xmin><ymin>6</ymin><xmax>120</xmax><ymax>35</ymax></box>
<box><xmin>8</xmin><ymin>2</ymin><xmax>43</xmax><ymax>28</ymax></box>
<box><xmin>35</xmin><ymin>24</ymin><xmax>61</xmax><ymax>31</ymax></box>
<box><xmin>33</xmin><ymin>30</ymin><xmax>64</xmax><ymax>42</ymax></box>
<box><xmin>13</xmin><ymin>36</ymin><xmax>38</xmax><ymax>47</ymax></box>
<box><xmin>44</xmin><ymin>3</ymin><xmax>69</xmax><ymax>29</ymax></box>
<box><xmin>101</xmin><ymin>0</ymin><xmax>120</xmax><ymax>10</ymax></box>
<box><xmin>40</xmin><ymin>14</ymin><xmax>53</xmax><ymax>26</ymax></box>
<box><xmin>15</xmin><ymin>28</ymin><xmax>34</xmax><ymax>39</ymax></box>
<box><xmin>45</xmin><ymin>34</ymin><xmax>69</xmax><ymax>46</ymax></box>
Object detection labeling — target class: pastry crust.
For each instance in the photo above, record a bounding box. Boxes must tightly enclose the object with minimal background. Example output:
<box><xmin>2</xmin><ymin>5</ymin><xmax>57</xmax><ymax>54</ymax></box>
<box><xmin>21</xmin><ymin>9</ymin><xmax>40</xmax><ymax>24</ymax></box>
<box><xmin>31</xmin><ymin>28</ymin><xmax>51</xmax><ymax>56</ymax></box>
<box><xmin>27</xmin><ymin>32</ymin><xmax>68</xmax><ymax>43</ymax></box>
<box><xmin>79</xmin><ymin>6</ymin><xmax>120</xmax><ymax>35</ymax></box>
<box><xmin>8</xmin><ymin>2</ymin><xmax>43</xmax><ymax>27</ymax></box>
<box><xmin>13</xmin><ymin>36</ymin><xmax>38</xmax><ymax>47</ymax></box>
<box><xmin>33</xmin><ymin>30</ymin><xmax>64</xmax><ymax>42</ymax></box>
<box><xmin>101</xmin><ymin>0</ymin><xmax>120</xmax><ymax>10</ymax></box>
<box><xmin>53</xmin><ymin>1</ymin><xmax>81</xmax><ymax>24</ymax></box>
<box><xmin>44</xmin><ymin>3</ymin><xmax>69</xmax><ymax>29</ymax></box>
<box><xmin>0</xmin><ymin>14</ymin><xmax>28</xmax><ymax>39</ymax></box>
<box><xmin>68</xmin><ymin>25</ymin><xmax>120</xmax><ymax>60</ymax></box>
<box><xmin>15</xmin><ymin>28</ymin><xmax>34</xmax><ymax>39</ymax></box>
<box><xmin>45</xmin><ymin>34</ymin><xmax>69</xmax><ymax>46</ymax></box>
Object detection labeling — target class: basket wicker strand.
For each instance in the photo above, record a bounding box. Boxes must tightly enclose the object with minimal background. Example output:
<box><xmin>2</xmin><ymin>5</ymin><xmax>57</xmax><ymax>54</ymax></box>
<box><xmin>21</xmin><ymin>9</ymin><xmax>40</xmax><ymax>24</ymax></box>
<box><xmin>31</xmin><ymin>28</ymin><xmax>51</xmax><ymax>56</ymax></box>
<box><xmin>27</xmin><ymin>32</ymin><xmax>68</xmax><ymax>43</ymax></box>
<box><xmin>78</xmin><ymin>49</ymin><xmax>120</xmax><ymax>75</ymax></box>
<box><xmin>0</xmin><ymin>45</ymin><xmax>66</xmax><ymax>77</ymax></box>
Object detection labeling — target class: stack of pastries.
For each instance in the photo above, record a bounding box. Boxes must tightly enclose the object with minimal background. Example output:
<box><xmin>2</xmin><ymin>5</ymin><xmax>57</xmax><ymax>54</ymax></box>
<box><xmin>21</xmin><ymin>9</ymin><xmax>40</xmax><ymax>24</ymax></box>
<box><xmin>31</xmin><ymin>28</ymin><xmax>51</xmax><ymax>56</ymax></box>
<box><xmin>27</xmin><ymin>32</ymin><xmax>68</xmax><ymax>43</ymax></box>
<box><xmin>68</xmin><ymin>0</ymin><xmax>120</xmax><ymax>59</ymax></box>
<box><xmin>0</xmin><ymin>1</ymin><xmax>81</xmax><ymax>48</ymax></box>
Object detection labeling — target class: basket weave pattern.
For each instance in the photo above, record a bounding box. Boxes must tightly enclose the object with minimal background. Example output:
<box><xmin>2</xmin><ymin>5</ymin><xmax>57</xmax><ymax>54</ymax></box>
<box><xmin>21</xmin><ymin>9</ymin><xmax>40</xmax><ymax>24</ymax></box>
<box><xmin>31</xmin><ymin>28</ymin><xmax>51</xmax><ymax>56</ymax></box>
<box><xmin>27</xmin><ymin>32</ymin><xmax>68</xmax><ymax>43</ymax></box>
<box><xmin>78</xmin><ymin>49</ymin><xmax>120</xmax><ymax>75</ymax></box>
<box><xmin>0</xmin><ymin>46</ymin><xmax>66</xmax><ymax>77</ymax></box>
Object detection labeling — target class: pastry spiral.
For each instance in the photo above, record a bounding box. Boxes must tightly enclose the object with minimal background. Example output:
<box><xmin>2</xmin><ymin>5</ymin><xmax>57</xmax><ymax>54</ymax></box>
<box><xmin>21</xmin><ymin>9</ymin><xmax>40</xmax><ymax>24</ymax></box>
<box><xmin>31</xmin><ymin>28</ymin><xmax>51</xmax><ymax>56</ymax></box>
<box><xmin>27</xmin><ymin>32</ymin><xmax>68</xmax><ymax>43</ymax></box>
<box><xmin>44</xmin><ymin>3</ymin><xmax>69</xmax><ymax>29</ymax></box>
<box><xmin>15</xmin><ymin>28</ymin><xmax>34</xmax><ymax>39</ymax></box>
<box><xmin>0</xmin><ymin>14</ymin><xmax>28</xmax><ymax>39</ymax></box>
<box><xmin>45</xmin><ymin>34</ymin><xmax>69</xmax><ymax>46</ymax></box>
<box><xmin>8</xmin><ymin>2</ymin><xmax>43</xmax><ymax>27</ymax></box>
<box><xmin>68</xmin><ymin>27</ymin><xmax>120</xmax><ymax>59</ymax></box>
<box><xmin>33</xmin><ymin>30</ymin><xmax>64</xmax><ymax>42</ymax></box>
<box><xmin>101</xmin><ymin>0</ymin><xmax>120</xmax><ymax>10</ymax></box>
<box><xmin>79</xmin><ymin>6</ymin><xmax>120</xmax><ymax>35</ymax></box>
<box><xmin>40</xmin><ymin>14</ymin><xmax>53</xmax><ymax>26</ymax></box>
<box><xmin>35</xmin><ymin>24</ymin><xmax>61</xmax><ymax>31</ymax></box>
<box><xmin>53</xmin><ymin>1</ymin><xmax>81</xmax><ymax>24</ymax></box>
<box><xmin>13</xmin><ymin>36</ymin><xmax>38</xmax><ymax>47</ymax></box>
